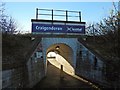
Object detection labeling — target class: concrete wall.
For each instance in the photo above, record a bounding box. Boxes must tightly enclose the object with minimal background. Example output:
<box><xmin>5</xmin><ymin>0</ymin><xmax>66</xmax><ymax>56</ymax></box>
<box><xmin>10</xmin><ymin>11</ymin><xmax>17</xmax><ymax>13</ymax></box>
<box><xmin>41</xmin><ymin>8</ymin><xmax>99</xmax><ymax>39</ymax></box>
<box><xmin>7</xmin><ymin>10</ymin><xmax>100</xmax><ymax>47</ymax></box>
<box><xmin>2</xmin><ymin>67</ymin><xmax>26</xmax><ymax>88</ymax></box>
<box><xmin>2</xmin><ymin>69</ymin><xmax>13</xmax><ymax>88</ymax></box>
<box><xmin>2</xmin><ymin>37</ymin><xmax>116</xmax><ymax>88</ymax></box>
<box><xmin>2</xmin><ymin>42</ymin><xmax>45</xmax><ymax>88</ymax></box>
<box><xmin>26</xmin><ymin>42</ymin><xmax>45</xmax><ymax>88</ymax></box>
<box><xmin>41</xmin><ymin>37</ymin><xmax>78</xmax><ymax>75</ymax></box>
<box><xmin>0</xmin><ymin>70</ymin><xmax>2</xmax><ymax>89</ymax></box>
<box><xmin>76</xmin><ymin>41</ymin><xmax>111</xmax><ymax>87</ymax></box>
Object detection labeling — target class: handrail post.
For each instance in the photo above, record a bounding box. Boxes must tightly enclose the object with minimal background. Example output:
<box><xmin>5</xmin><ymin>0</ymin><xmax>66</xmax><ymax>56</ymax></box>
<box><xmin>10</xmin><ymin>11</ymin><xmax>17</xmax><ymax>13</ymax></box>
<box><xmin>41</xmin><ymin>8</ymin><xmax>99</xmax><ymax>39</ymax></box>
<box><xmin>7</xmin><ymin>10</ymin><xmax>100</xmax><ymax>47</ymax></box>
<box><xmin>66</xmin><ymin>10</ymin><xmax>68</xmax><ymax>21</ymax></box>
<box><xmin>79</xmin><ymin>11</ymin><xmax>81</xmax><ymax>22</ymax></box>
<box><xmin>52</xmin><ymin>9</ymin><xmax>53</xmax><ymax>21</ymax></box>
<box><xmin>36</xmin><ymin>8</ymin><xmax>38</xmax><ymax>19</ymax></box>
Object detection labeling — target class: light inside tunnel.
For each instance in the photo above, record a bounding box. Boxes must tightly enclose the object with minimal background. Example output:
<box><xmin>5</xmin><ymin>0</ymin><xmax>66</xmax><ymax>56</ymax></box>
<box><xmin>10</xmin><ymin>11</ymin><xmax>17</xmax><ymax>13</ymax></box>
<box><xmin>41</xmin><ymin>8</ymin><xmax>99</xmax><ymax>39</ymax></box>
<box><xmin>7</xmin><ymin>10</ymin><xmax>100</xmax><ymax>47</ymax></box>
<box><xmin>46</xmin><ymin>45</ymin><xmax>100</xmax><ymax>89</ymax></box>
<box><xmin>47</xmin><ymin>51</ymin><xmax>57</xmax><ymax>57</ymax></box>
<box><xmin>47</xmin><ymin>51</ymin><xmax>75</xmax><ymax>75</ymax></box>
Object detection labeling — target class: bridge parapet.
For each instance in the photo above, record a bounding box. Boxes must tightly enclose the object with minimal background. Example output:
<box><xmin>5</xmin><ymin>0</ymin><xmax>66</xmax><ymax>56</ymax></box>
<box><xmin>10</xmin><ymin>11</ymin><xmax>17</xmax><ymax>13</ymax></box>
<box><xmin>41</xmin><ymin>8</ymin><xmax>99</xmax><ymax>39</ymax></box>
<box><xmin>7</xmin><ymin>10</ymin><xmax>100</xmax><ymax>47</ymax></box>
<box><xmin>31</xmin><ymin>9</ymin><xmax>86</xmax><ymax>36</ymax></box>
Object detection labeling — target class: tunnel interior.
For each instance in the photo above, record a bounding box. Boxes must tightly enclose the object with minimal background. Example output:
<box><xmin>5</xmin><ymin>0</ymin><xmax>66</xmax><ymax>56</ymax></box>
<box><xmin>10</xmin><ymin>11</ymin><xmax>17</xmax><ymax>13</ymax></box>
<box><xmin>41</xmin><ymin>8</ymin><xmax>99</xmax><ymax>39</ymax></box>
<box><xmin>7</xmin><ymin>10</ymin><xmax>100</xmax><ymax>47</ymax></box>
<box><xmin>46</xmin><ymin>43</ymin><xmax>75</xmax><ymax>75</ymax></box>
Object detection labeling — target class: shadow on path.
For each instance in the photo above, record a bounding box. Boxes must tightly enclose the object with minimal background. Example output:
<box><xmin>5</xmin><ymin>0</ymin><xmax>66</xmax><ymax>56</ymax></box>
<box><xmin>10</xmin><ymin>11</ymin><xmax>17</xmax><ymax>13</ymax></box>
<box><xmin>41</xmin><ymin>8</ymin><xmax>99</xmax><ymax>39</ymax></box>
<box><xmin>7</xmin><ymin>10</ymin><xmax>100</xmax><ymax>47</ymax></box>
<box><xmin>33</xmin><ymin>63</ymin><xmax>95</xmax><ymax>89</ymax></box>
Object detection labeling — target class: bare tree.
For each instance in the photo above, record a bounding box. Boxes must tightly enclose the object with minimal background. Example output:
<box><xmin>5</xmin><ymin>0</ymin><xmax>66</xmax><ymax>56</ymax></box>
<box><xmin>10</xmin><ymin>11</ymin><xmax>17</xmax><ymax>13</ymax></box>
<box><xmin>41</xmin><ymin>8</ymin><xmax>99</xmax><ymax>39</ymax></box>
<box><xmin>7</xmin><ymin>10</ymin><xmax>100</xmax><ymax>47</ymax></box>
<box><xmin>0</xmin><ymin>2</ymin><xmax>18</xmax><ymax>34</ymax></box>
<box><xmin>86</xmin><ymin>2</ymin><xmax>119</xmax><ymax>58</ymax></box>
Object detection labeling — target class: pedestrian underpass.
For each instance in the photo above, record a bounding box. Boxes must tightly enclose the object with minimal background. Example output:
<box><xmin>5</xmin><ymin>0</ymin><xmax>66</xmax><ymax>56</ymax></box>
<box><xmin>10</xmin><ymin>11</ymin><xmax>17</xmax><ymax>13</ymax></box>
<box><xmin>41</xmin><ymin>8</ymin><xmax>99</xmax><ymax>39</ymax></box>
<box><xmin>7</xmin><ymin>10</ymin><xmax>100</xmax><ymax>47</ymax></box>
<box><xmin>2</xmin><ymin>8</ymin><xmax>115</xmax><ymax>89</ymax></box>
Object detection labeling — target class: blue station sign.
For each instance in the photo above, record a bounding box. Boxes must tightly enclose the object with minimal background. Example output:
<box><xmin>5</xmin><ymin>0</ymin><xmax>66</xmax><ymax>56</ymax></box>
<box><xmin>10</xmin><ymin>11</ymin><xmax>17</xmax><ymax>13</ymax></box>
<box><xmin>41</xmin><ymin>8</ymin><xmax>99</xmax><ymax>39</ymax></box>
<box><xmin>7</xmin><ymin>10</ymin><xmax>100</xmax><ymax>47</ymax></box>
<box><xmin>32</xmin><ymin>23</ymin><xmax>85</xmax><ymax>34</ymax></box>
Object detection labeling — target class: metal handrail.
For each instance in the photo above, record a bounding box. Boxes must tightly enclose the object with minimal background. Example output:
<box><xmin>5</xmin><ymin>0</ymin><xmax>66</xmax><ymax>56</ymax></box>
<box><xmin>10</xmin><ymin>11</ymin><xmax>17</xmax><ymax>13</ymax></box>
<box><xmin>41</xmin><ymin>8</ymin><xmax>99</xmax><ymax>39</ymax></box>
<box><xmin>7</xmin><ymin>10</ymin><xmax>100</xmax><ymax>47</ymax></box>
<box><xmin>36</xmin><ymin>8</ymin><xmax>81</xmax><ymax>22</ymax></box>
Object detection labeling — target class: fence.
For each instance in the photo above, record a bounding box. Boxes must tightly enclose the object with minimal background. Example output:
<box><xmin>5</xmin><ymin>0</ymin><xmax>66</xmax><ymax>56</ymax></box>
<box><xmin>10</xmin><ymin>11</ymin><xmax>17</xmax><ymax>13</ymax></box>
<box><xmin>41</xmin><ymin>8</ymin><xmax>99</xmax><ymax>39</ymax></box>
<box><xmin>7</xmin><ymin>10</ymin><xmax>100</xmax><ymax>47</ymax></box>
<box><xmin>36</xmin><ymin>8</ymin><xmax>81</xmax><ymax>22</ymax></box>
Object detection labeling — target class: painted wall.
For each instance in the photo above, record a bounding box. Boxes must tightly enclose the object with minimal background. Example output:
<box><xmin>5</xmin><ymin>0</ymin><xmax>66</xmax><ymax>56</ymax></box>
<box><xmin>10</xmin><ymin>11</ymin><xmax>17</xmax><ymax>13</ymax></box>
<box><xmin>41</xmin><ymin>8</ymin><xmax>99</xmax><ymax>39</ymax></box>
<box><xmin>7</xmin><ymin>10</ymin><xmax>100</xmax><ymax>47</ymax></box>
<box><xmin>26</xmin><ymin>42</ymin><xmax>45</xmax><ymax>88</ymax></box>
<box><xmin>2</xmin><ymin>67</ymin><xmax>26</xmax><ymax>88</ymax></box>
<box><xmin>76</xmin><ymin>41</ymin><xmax>111</xmax><ymax>87</ymax></box>
<box><xmin>2</xmin><ymin>42</ymin><xmax>45</xmax><ymax>88</ymax></box>
<box><xmin>3</xmin><ymin>37</ymin><xmax>118</xmax><ymax>88</ymax></box>
<box><xmin>41</xmin><ymin>37</ymin><xmax>78</xmax><ymax>75</ymax></box>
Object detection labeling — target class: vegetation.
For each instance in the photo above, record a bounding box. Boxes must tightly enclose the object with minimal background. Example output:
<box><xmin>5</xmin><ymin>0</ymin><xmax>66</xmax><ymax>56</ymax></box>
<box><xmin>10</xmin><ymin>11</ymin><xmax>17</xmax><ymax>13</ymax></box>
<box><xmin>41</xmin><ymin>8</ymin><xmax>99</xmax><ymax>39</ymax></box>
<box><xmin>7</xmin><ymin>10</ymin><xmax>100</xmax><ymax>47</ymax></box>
<box><xmin>0</xmin><ymin>3</ymin><xmax>19</xmax><ymax>34</ymax></box>
<box><xmin>1</xmin><ymin>2</ymin><xmax>120</xmax><ymax>86</ymax></box>
<box><xmin>82</xmin><ymin>2</ymin><xmax>120</xmax><ymax>83</ymax></box>
<box><xmin>3</xmin><ymin>34</ymin><xmax>31</xmax><ymax>69</ymax></box>
<box><xmin>0</xmin><ymin>3</ymin><xmax>41</xmax><ymax>70</ymax></box>
<box><xmin>85</xmin><ymin>2</ymin><xmax>119</xmax><ymax>60</ymax></box>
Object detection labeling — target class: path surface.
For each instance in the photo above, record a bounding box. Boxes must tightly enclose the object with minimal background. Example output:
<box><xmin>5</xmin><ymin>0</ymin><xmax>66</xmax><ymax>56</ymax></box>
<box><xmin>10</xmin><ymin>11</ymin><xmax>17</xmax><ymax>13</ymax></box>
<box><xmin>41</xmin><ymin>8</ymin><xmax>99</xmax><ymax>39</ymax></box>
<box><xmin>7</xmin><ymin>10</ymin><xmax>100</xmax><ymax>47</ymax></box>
<box><xmin>33</xmin><ymin>62</ymin><xmax>95</xmax><ymax>89</ymax></box>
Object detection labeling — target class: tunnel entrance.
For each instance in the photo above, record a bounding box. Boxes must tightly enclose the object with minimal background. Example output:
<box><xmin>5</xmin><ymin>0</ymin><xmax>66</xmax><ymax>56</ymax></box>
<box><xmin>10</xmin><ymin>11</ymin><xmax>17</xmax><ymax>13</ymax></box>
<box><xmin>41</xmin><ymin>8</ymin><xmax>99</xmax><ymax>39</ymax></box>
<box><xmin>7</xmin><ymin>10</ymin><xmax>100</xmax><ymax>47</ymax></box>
<box><xmin>46</xmin><ymin>43</ymin><xmax>75</xmax><ymax>75</ymax></box>
<box><xmin>30</xmin><ymin>8</ymin><xmax>87</xmax><ymax>88</ymax></box>
<box><xmin>31</xmin><ymin>9</ymin><xmax>85</xmax><ymax>77</ymax></box>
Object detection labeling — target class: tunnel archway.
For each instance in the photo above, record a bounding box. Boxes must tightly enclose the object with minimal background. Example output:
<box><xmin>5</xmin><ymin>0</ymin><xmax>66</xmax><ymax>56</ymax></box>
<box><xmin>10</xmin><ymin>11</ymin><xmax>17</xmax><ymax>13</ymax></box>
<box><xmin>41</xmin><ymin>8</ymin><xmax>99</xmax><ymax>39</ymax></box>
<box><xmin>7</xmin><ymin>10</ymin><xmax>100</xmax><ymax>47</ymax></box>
<box><xmin>46</xmin><ymin>43</ymin><xmax>75</xmax><ymax>75</ymax></box>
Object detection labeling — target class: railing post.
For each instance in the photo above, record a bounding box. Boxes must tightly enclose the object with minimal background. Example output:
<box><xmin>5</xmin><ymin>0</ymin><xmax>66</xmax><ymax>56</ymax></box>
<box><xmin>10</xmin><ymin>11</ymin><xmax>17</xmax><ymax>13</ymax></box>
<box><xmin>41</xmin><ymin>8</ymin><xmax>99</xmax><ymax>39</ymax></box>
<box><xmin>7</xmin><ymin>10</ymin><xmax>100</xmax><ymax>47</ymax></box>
<box><xmin>52</xmin><ymin>9</ymin><xmax>53</xmax><ymax>21</ymax></box>
<box><xmin>60</xmin><ymin>65</ymin><xmax>64</xmax><ymax>80</ymax></box>
<box><xmin>92</xmin><ymin>24</ymin><xmax>95</xmax><ymax>43</ymax></box>
<box><xmin>79</xmin><ymin>11</ymin><xmax>81</xmax><ymax>22</ymax></box>
<box><xmin>36</xmin><ymin>8</ymin><xmax>38</xmax><ymax>19</ymax></box>
<box><xmin>66</xmin><ymin>10</ymin><xmax>68</xmax><ymax>21</ymax></box>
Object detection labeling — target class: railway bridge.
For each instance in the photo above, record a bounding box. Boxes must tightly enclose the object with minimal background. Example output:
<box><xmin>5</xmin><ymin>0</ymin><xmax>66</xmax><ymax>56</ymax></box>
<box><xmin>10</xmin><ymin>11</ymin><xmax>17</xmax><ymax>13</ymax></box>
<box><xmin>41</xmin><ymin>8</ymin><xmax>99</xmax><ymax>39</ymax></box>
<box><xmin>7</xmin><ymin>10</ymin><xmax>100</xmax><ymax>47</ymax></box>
<box><xmin>2</xmin><ymin>9</ymin><xmax>112</xmax><ymax>89</ymax></box>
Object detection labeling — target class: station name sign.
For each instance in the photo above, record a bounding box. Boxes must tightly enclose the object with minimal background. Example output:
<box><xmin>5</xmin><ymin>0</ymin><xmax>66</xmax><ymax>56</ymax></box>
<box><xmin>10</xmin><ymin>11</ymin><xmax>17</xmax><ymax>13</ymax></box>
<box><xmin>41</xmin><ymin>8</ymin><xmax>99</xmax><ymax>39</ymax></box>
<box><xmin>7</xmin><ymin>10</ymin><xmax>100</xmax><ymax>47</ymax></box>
<box><xmin>32</xmin><ymin>23</ymin><xmax>85</xmax><ymax>34</ymax></box>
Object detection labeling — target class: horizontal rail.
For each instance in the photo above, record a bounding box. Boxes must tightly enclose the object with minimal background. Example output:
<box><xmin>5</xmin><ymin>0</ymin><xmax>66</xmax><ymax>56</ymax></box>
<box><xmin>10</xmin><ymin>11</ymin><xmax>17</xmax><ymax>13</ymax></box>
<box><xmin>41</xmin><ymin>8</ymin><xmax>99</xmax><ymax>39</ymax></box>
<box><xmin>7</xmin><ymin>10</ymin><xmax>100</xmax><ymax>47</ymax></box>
<box><xmin>68</xmin><ymin>15</ymin><xmax>79</xmax><ymax>17</ymax></box>
<box><xmin>38</xmin><ymin>14</ymin><xmax>79</xmax><ymax>17</ymax></box>
<box><xmin>38</xmin><ymin>9</ymin><xmax>79</xmax><ymax>13</ymax></box>
<box><xmin>36</xmin><ymin>8</ymin><xmax>82</xmax><ymax>22</ymax></box>
<box><xmin>38</xmin><ymin>8</ymin><xmax>52</xmax><ymax>11</ymax></box>
<box><xmin>54</xmin><ymin>9</ymin><xmax>66</xmax><ymax>12</ymax></box>
<box><xmin>38</xmin><ymin>14</ymin><xmax>52</xmax><ymax>16</ymax></box>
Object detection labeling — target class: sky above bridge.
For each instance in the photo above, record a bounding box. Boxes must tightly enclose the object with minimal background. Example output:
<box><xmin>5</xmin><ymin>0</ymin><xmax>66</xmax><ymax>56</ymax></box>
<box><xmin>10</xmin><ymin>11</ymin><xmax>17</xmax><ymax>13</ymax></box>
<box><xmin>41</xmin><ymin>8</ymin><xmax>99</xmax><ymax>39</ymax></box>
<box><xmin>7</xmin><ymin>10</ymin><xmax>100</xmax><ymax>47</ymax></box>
<box><xmin>4</xmin><ymin>2</ymin><xmax>118</xmax><ymax>33</ymax></box>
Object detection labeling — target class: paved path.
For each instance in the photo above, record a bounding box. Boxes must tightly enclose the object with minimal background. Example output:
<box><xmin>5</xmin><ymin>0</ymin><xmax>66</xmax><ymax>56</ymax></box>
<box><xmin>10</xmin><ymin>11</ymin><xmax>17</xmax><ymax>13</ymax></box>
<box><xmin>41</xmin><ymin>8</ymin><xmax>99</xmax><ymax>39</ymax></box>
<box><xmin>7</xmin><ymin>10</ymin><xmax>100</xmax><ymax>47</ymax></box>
<box><xmin>33</xmin><ymin>63</ymin><xmax>95</xmax><ymax>89</ymax></box>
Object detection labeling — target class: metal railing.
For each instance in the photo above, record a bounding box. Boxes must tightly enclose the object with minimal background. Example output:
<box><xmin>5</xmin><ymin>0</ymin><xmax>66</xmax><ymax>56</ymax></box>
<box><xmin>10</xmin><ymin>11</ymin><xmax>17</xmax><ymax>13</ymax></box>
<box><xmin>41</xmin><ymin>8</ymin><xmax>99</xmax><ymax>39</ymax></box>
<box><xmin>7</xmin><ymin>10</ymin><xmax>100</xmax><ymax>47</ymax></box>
<box><xmin>36</xmin><ymin>8</ymin><xmax>81</xmax><ymax>22</ymax></box>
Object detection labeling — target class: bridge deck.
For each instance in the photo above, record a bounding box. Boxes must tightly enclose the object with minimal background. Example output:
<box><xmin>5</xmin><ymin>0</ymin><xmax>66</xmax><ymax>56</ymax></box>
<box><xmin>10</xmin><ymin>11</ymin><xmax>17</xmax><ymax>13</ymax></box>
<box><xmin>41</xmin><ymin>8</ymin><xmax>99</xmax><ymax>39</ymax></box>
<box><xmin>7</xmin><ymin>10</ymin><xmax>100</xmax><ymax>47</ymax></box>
<box><xmin>33</xmin><ymin>62</ymin><xmax>94</xmax><ymax>89</ymax></box>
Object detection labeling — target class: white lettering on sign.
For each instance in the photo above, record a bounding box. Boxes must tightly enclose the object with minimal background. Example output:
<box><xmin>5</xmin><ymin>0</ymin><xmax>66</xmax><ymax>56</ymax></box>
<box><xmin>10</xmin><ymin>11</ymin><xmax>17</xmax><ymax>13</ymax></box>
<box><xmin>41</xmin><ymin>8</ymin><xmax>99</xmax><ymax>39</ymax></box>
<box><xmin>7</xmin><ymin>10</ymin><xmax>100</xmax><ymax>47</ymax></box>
<box><xmin>36</xmin><ymin>26</ymin><xmax>63</xmax><ymax>31</ymax></box>
<box><xmin>67</xmin><ymin>27</ymin><xmax>82</xmax><ymax>32</ymax></box>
